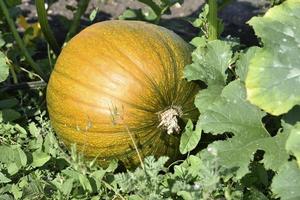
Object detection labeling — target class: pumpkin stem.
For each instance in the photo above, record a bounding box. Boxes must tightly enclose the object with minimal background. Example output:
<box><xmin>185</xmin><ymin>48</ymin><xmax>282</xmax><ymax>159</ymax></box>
<box><xmin>158</xmin><ymin>106</ymin><xmax>183</xmax><ymax>135</ymax></box>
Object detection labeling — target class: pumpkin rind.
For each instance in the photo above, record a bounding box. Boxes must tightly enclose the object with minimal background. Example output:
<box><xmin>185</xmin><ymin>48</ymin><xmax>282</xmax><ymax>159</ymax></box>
<box><xmin>46</xmin><ymin>20</ymin><xmax>199</xmax><ymax>167</ymax></box>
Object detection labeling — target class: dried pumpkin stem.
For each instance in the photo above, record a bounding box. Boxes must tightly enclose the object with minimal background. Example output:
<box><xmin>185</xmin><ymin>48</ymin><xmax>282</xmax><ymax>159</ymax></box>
<box><xmin>158</xmin><ymin>106</ymin><xmax>183</xmax><ymax>135</ymax></box>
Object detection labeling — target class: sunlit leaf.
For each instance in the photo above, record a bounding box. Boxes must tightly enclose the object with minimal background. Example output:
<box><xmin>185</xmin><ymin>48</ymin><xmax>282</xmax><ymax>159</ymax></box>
<box><xmin>285</xmin><ymin>122</ymin><xmax>300</xmax><ymax>167</ymax></box>
<box><xmin>31</xmin><ymin>150</ymin><xmax>50</xmax><ymax>167</ymax></box>
<box><xmin>184</xmin><ymin>40</ymin><xmax>232</xmax><ymax>85</ymax></box>
<box><xmin>246</xmin><ymin>0</ymin><xmax>300</xmax><ymax>115</ymax></box>
<box><xmin>272</xmin><ymin>161</ymin><xmax>300</xmax><ymax>200</ymax></box>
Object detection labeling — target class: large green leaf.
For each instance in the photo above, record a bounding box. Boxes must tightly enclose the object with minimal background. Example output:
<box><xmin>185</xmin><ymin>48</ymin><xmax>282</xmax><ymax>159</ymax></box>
<box><xmin>184</xmin><ymin>40</ymin><xmax>232</xmax><ymax>86</ymax></box>
<box><xmin>246</xmin><ymin>0</ymin><xmax>300</xmax><ymax>115</ymax></box>
<box><xmin>272</xmin><ymin>161</ymin><xmax>300</xmax><ymax>200</ymax></box>
<box><xmin>199</xmin><ymin>80</ymin><xmax>267</xmax><ymax>136</ymax></box>
<box><xmin>199</xmin><ymin>80</ymin><xmax>289</xmax><ymax>178</ymax></box>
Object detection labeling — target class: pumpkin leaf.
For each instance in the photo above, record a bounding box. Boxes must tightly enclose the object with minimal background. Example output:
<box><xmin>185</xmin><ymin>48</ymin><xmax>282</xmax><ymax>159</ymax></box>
<box><xmin>199</xmin><ymin>80</ymin><xmax>289</xmax><ymax>178</ymax></box>
<box><xmin>272</xmin><ymin>161</ymin><xmax>300</xmax><ymax>200</ymax></box>
<box><xmin>235</xmin><ymin>47</ymin><xmax>259</xmax><ymax>82</ymax></box>
<box><xmin>285</xmin><ymin>122</ymin><xmax>300</xmax><ymax>167</ymax></box>
<box><xmin>184</xmin><ymin>40</ymin><xmax>232</xmax><ymax>86</ymax></box>
<box><xmin>179</xmin><ymin>120</ymin><xmax>202</xmax><ymax>154</ymax></box>
<box><xmin>190</xmin><ymin>36</ymin><xmax>206</xmax><ymax>48</ymax></box>
<box><xmin>194</xmin><ymin>84</ymin><xmax>223</xmax><ymax>113</ymax></box>
<box><xmin>199</xmin><ymin>80</ymin><xmax>266</xmax><ymax>136</ymax></box>
<box><xmin>246</xmin><ymin>0</ymin><xmax>300</xmax><ymax>115</ymax></box>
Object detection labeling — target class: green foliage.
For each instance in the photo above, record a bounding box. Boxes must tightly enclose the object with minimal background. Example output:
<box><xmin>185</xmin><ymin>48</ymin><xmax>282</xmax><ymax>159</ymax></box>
<box><xmin>235</xmin><ymin>47</ymin><xmax>258</xmax><ymax>82</ymax></box>
<box><xmin>191</xmin><ymin>2</ymin><xmax>224</xmax><ymax>40</ymax></box>
<box><xmin>184</xmin><ymin>40</ymin><xmax>232</xmax><ymax>85</ymax></box>
<box><xmin>119</xmin><ymin>8</ymin><xmax>157</xmax><ymax>22</ymax></box>
<box><xmin>192</xmin><ymin>4</ymin><xmax>209</xmax><ymax>31</ymax></box>
<box><xmin>198</xmin><ymin>80</ymin><xmax>289</xmax><ymax>178</ymax></box>
<box><xmin>186</xmin><ymin>36</ymin><xmax>291</xmax><ymax>179</ymax></box>
<box><xmin>0</xmin><ymin>0</ymin><xmax>49</xmax><ymax>123</ymax></box>
<box><xmin>179</xmin><ymin>120</ymin><xmax>202</xmax><ymax>154</ymax></box>
<box><xmin>245</xmin><ymin>0</ymin><xmax>300</xmax><ymax>115</ymax></box>
<box><xmin>119</xmin><ymin>0</ymin><xmax>183</xmax><ymax>23</ymax></box>
<box><xmin>0</xmin><ymin>115</ymin><xmax>245</xmax><ymax>199</ymax></box>
<box><xmin>182</xmin><ymin>1</ymin><xmax>300</xmax><ymax>199</ymax></box>
<box><xmin>285</xmin><ymin>122</ymin><xmax>300</xmax><ymax>166</ymax></box>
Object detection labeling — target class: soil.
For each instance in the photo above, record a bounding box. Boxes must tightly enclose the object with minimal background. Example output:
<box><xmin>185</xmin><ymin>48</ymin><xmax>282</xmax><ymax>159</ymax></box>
<box><xmin>19</xmin><ymin>0</ymin><xmax>271</xmax><ymax>46</ymax></box>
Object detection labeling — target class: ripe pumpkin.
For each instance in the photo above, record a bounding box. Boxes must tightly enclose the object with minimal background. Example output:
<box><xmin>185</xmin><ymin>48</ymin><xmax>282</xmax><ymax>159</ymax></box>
<box><xmin>46</xmin><ymin>20</ymin><xmax>199</xmax><ymax>167</ymax></box>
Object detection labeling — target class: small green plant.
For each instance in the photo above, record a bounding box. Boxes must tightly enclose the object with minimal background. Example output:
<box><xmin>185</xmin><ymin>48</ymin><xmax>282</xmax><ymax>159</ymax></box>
<box><xmin>119</xmin><ymin>0</ymin><xmax>183</xmax><ymax>23</ymax></box>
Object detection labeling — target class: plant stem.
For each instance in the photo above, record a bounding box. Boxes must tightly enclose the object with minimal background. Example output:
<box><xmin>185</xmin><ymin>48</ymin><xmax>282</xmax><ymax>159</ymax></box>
<box><xmin>65</xmin><ymin>0</ymin><xmax>90</xmax><ymax>42</ymax></box>
<box><xmin>35</xmin><ymin>0</ymin><xmax>60</xmax><ymax>55</ymax></box>
<box><xmin>0</xmin><ymin>0</ymin><xmax>46</xmax><ymax>81</ymax></box>
<box><xmin>208</xmin><ymin>0</ymin><xmax>218</xmax><ymax>40</ymax></box>
<box><xmin>8</xmin><ymin>64</ymin><xmax>18</xmax><ymax>84</ymax></box>
<box><xmin>9</xmin><ymin>64</ymin><xmax>24</xmax><ymax>97</ymax></box>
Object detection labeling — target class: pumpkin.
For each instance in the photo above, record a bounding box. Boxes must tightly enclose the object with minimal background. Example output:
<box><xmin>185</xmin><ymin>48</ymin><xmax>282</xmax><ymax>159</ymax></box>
<box><xmin>46</xmin><ymin>20</ymin><xmax>199</xmax><ymax>167</ymax></box>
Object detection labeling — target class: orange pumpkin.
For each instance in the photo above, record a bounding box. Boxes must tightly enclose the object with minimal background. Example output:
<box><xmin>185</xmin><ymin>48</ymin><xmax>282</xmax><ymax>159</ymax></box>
<box><xmin>46</xmin><ymin>20</ymin><xmax>198</xmax><ymax>167</ymax></box>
